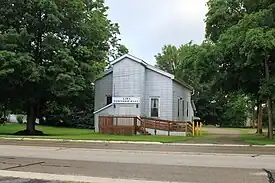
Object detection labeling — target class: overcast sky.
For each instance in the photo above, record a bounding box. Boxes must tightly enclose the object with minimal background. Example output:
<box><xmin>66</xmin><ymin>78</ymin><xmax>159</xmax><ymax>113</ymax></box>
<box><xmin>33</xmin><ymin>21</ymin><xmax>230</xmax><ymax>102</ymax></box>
<box><xmin>105</xmin><ymin>0</ymin><xmax>208</xmax><ymax>65</ymax></box>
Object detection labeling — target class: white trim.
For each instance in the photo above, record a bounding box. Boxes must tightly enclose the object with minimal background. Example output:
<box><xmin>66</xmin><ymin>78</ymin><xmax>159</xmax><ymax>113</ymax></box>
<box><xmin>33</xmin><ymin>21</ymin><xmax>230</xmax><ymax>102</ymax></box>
<box><xmin>110</xmin><ymin>54</ymin><xmax>147</xmax><ymax>66</ymax></box>
<box><xmin>146</xmin><ymin>65</ymin><xmax>174</xmax><ymax>79</ymax></box>
<box><xmin>93</xmin><ymin>104</ymin><xmax>113</xmax><ymax>114</ymax></box>
<box><xmin>191</xmin><ymin>100</ymin><xmax>196</xmax><ymax>111</ymax></box>
<box><xmin>149</xmin><ymin>97</ymin><xmax>160</xmax><ymax>118</ymax></box>
<box><xmin>182</xmin><ymin>98</ymin><xmax>185</xmax><ymax>118</ymax></box>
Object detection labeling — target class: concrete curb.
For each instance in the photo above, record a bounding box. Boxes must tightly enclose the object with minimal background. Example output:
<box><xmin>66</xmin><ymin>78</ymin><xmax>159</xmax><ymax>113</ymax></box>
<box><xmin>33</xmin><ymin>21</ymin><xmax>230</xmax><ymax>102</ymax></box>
<box><xmin>1</xmin><ymin>137</ymin><xmax>275</xmax><ymax>147</ymax></box>
<box><xmin>0</xmin><ymin>137</ymin><xmax>163</xmax><ymax>145</ymax></box>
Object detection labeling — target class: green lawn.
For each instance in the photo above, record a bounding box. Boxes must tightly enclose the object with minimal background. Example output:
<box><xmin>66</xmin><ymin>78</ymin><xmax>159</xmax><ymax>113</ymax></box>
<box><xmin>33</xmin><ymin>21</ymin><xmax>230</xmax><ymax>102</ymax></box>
<box><xmin>240</xmin><ymin>134</ymin><xmax>275</xmax><ymax>145</ymax></box>
<box><xmin>0</xmin><ymin>123</ymin><xmax>206</xmax><ymax>143</ymax></box>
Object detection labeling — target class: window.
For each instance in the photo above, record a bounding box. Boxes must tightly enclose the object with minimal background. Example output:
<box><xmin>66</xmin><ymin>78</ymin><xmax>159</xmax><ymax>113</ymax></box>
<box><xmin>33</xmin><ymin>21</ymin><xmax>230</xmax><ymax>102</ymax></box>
<box><xmin>182</xmin><ymin>100</ymin><xmax>185</xmax><ymax>117</ymax></box>
<box><xmin>150</xmin><ymin>98</ymin><xmax>159</xmax><ymax>117</ymax></box>
<box><xmin>186</xmin><ymin>101</ymin><xmax>189</xmax><ymax>117</ymax></box>
<box><xmin>106</xmin><ymin>96</ymin><xmax>112</xmax><ymax>105</ymax></box>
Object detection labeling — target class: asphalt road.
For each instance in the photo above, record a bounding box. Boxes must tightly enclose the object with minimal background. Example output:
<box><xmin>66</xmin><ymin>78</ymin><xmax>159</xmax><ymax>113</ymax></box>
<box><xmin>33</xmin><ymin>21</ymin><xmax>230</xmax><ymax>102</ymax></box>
<box><xmin>0</xmin><ymin>142</ymin><xmax>274</xmax><ymax>183</ymax></box>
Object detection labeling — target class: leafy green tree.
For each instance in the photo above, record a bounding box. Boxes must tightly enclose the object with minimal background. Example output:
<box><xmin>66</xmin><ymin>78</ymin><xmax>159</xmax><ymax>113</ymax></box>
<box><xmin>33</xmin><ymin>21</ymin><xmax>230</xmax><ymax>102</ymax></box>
<box><xmin>111</xmin><ymin>44</ymin><xmax>129</xmax><ymax>60</ymax></box>
<box><xmin>221</xmin><ymin>93</ymin><xmax>251</xmax><ymax>127</ymax></box>
<box><xmin>155</xmin><ymin>41</ymin><xmax>226</xmax><ymax>125</ymax></box>
<box><xmin>0</xmin><ymin>0</ymin><xmax>123</xmax><ymax>134</ymax></box>
<box><xmin>155</xmin><ymin>45</ymin><xmax>181</xmax><ymax>74</ymax></box>
<box><xmin>206</xmin><ymin>0</ymin><xmax>275</xmax><ymax>138</ymax></box>
<box><xmin>205</xmin><ymin>0</ymin><xmax>245</xmax><ymax>42</ymax></box>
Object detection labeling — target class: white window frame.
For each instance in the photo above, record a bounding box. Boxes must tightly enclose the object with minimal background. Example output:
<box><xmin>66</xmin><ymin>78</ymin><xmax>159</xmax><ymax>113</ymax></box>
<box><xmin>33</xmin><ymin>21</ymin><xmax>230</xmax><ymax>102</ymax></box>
<box><xmin>182</xmin><ymin>99</ymin><xmax>185</xmax><ymax>117</ymax></box>
<box><xmin>149</xmin><ymin>97</ymin><xmax>160</xmax><ymax>118</ymax></box>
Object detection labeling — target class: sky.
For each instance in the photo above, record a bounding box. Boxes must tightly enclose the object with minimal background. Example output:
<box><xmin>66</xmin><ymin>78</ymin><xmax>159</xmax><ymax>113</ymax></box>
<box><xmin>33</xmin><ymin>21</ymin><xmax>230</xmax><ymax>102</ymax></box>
<box><xmin>105</xmin><ymin>0</ymin><xmax>209</xmax><ymax>65</ymax></box>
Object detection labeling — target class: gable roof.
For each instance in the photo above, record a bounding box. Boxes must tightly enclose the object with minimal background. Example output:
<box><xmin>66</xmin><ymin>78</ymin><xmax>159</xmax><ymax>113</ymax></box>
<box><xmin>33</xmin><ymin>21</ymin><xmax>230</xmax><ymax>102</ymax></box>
<box><xmin>97</xmin><ymin>54</ymin><xmax>193</xmax><ymax>91</ymax></box>
<box><xmin>110</xmin><ymin>54</ymin><xmax>174</xmax><ymax>79</ymax></box>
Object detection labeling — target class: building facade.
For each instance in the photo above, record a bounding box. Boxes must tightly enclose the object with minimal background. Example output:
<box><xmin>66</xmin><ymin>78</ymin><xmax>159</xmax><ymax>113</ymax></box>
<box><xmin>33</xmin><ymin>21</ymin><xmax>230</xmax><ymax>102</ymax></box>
<box><xmin>94</xmin><ymin>54</ymin><xmax>196</xmax><ymax>132</ymax></box>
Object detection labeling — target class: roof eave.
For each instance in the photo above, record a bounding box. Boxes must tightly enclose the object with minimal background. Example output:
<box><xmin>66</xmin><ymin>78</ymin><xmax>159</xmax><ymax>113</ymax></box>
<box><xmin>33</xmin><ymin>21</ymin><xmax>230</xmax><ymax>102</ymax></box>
<box><xmin>94</xmin><ymin>69</ymin><xmax>113</xmax><ymax>82</ymax></box>
<box><xmin>110</xmin><ymin>54</ymin><xmax>148</xmax><ymax>66</ymax></box>
<box><xmin>173</xmin><ymin>78</ymin><xmax>194</xmax><ymax>91</ymax></box>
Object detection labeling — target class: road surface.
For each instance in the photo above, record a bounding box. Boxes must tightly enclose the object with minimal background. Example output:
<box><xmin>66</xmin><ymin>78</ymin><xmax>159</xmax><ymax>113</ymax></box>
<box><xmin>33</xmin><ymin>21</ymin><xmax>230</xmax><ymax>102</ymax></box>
<box><xmin>0</xmin><ymin>140</ymin><xmax>274</xmax><ymax>183</ymax></box>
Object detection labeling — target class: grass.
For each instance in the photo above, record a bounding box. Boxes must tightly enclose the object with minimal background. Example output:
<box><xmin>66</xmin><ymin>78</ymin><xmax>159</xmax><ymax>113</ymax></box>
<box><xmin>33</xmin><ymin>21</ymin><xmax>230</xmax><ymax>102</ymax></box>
<box><xmin>0</xmin><ymin>123</ymin><xmax>207</xmax><ymax>143</ymax></box>
<box><xmin>240</xmin><ymin>134</ymin><xmax>275</xmax><ymax>145</ymax></box>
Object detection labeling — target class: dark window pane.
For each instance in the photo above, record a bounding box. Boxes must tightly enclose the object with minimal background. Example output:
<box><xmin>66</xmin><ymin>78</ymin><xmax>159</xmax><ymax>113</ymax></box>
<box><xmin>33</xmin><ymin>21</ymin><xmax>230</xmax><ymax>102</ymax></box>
<box><xmin>151</xmin><ymin>108</ymin><xmax>158</xmax><ymax>117</ymax></box>
<box><xmin>107</xmin><ymin>96</ymin><xmax>112</xmax><ymax>105</ymax></box>
<box><xmin>187</xmin><ymin>101</ymin><xmax>189</xmax><ymax>117</ymax></box>
<box><xmin>182</xmin><ymin>100</ymin><xmax>185</xmax><ymax>117</ymax></box>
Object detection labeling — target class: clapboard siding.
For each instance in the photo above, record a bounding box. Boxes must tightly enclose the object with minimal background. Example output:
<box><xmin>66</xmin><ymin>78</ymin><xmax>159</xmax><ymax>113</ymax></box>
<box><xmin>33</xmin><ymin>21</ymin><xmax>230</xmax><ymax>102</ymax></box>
<box><xmin>144</xmin><ymin>69</ymin><xmax>173</xmax><ymax>120</ymax></box>
<box><xmin>172</xmin><ymin>81</ymin><xmax>193</xmax><ymax>121</ymax></box>
<box><xmin>112</xmin><ymin>57</ymin><xmax>146</xmax><ymax>111</ymax></box>
<box><xmin>94</xmin><ymin>73</ymin><xmax>113</xmax><ymax>111</ymax></box>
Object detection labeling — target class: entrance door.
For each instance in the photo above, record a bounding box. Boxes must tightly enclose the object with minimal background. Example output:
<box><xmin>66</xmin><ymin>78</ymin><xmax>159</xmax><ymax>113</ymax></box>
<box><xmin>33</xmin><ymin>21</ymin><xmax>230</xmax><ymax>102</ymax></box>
<box><xmin>118</xmin><ymin>106</ymin><xmax>136</xmax><ymax>126</ymax></box>
<box><xmin>119</xmin><ymin>106</ymin><xmax>133</xmax><ymax>116</ymax></box>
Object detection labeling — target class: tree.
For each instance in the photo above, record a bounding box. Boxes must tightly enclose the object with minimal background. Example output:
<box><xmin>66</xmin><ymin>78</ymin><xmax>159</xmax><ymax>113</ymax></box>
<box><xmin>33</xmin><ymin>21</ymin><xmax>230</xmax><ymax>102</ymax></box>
<box><xmin>110</xmin><ymin>44</ymin><xmax>129</xmax><ymax>60</ymax></box>
<box><xmin>221</xmin><ymin>93</ymin><xmax>252</xmax><ymax>127</ymax></box>
<box><xmin>206</xmin><ymin>0</ymin><xmax>275</xmax><ymax>138</ymax></box>
<box><xmin>155</xmin><ymin>41</ymin><xmax>228</xmax><ymax>125</ymax></box>
<box><xmin>0</xmin><ymin>0</ymin><xmax>123</xmax><ymax>135</ymax></box>
<box><xmin>155</xmin><ymin>45</ymin><xmax>181</xmax><ymax>74</ymax></box>
<box><xmin>205</xmin><ymin>0</ymin><xmax>245</xmax><ymax>42</ymax></box>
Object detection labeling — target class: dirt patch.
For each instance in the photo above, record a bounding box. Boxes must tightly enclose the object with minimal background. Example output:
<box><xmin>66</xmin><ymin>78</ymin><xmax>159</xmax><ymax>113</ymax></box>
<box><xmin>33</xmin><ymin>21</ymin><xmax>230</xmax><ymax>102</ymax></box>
<box><xmin>186</xmin><ymin>134</ymin><xmax>248</xmax><ymax>144</ymax></box>
<box><xmin>203</xmin><ymin>127</ymin><xmax>256</xmax><ymax>135</ymax></box>
<box><xmin>187</xmin><ymin>127</ymin><xmax>258</xmax><ymax>144</ymax></box>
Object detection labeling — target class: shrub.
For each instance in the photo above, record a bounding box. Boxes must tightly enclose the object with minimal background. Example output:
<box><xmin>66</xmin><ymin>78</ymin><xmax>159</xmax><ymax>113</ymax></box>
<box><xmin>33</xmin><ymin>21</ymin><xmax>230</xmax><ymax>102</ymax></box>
<box><xmin>16</xmin><ymin>115</ymin><xmax>25</xmax><ymax>124</ymax></box>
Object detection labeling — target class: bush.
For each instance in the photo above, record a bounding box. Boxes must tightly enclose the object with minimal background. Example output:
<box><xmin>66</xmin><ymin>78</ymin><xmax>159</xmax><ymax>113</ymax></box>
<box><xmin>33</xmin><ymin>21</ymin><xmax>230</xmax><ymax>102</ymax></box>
<box><xmin>16</xmin><ymin>115</ymin><xmax>24</xmax><ymax>124</ymax></box>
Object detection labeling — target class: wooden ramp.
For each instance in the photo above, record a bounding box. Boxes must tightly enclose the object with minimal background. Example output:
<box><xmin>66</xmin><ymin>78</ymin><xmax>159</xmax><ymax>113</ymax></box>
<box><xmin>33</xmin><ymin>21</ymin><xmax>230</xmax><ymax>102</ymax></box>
<box><xmin>98</xmin><ymin>116</ymin><xmax>193</xmax><ymax>136</ymax></box>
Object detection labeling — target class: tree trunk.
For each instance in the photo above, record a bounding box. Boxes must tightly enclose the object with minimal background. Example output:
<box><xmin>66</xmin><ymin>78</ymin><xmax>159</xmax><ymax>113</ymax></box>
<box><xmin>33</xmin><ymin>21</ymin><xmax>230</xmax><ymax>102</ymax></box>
<box><xmin>252</xmin><ymin>106</ymin><xmax>255</xmax><ymax>128</ymax></box>
<box><xmin>3</xmin><ymin>103</ymin><xmax>7</xmax><ymax>118</ymax></box>
<box><xmin>267</xmin><ymin>98</ymin><xmax>273</xmax><ymax>139</ymax></box>
<box><xmin>264</xmin><ymin>54</ymin><xmax>273</xmax><ymax>140</ymax></box>
<box><xmin>14</xmin><ymin>103</ymin><xmax>44</xmax><ymax>135</ymax></box>
<box><xmin>26</xmin><ymin>104</ymin><xmax>37</xmax><ymax>132</ymax></box>
<box><xmin>257</xmin><ymin>103</ymin><xmax>263</xmax><ymax>134</ymax></box>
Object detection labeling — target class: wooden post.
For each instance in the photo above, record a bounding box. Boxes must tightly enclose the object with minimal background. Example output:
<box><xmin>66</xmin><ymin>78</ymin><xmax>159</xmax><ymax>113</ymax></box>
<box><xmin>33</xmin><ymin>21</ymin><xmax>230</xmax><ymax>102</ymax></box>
<box><xmin>134</xmin><ymin>117</ymin><xmax>137</xmax><ymax>135</ymax></box>
<box><xmin>154</xmin><ymin>120</ymin><xmax>157</xmax><ymax>135</ymax></box>
<box><xmin>192</xmin><ymin>121</ymin><xmax>195</xmax><ymax>136</ymax></box>
<box><xmin>98</xmin><ymin>116</ymin><xmax>101</xmax><ymax>133</ymax></box>
<box><xmin>168</xmin><ymin>122</ymin><xmax>170</xmax><ymax>136</ymax></box>
<box><xmin>196</xmin><ymin>122</ymin><xmax>199</xmax><ymax>136</ymax></box>
<box><xmin>185</xmin><ymin>122</ymin><xmax>188</xmax><ymax>135</ymax></box>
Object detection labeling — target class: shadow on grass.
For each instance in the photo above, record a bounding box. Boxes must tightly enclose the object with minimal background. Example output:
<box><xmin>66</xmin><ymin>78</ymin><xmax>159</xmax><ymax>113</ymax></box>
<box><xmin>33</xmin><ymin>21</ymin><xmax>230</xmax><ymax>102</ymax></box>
<box><xmin>240</xmin><ymin>133</ymin><xmax>275</xmax><ymax>145</ymax></box>
<box><xmin>13</xmin><ymin>129</ymin><xmax>46</xmax><ymax>136</ymax></box>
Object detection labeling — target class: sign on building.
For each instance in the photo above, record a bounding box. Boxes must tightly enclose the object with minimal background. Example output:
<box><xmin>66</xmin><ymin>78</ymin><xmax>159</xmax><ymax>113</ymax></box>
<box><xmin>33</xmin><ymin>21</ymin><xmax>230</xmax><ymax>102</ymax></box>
<box><xmin>112</xmin><ymin>97</ymin><xmax>140</xmax><ymax>104</ymax></box>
